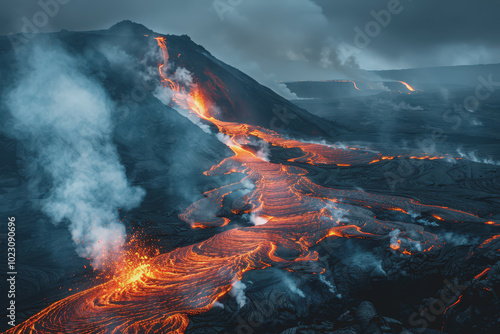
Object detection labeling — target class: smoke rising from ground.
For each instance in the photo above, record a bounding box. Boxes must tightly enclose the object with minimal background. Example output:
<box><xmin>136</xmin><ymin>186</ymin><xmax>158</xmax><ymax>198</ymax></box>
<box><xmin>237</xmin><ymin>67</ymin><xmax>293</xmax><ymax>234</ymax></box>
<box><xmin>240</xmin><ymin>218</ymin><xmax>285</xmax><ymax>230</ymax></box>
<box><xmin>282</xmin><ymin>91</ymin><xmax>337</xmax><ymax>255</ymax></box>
<box><xmin>230</xmin><ymin>280</ymin><xmax>247</xmax><ymax>308</ymax></box>
<box><xmin>281</xmin><ymin>274</ymin><xmax>305</xmax><ymax>297</ymax></box>
<box><xmin>456</xmin><ymin>148</ymin><xmax>500</xmax><ymax>166</ymax></box>
<box><xmin>3</xmin><ymin>41</ymin><xmax>145</xmax><ymax>268</ymax></box>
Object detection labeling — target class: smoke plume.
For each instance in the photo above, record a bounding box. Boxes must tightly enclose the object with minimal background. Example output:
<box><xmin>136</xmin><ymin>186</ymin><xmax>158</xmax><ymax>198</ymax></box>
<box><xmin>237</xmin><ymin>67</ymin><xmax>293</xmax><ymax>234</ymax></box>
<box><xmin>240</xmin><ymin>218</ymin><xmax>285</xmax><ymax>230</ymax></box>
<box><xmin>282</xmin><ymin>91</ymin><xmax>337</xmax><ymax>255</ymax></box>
<box><xmin>3</xmin><ymin>41</ymin><xmax>145</xmax><ymax>268</ymax></box>
<box><xmin>230</xmin><ymin>280</ymin><xmax>247</xmax><ymax>308</ymax></box>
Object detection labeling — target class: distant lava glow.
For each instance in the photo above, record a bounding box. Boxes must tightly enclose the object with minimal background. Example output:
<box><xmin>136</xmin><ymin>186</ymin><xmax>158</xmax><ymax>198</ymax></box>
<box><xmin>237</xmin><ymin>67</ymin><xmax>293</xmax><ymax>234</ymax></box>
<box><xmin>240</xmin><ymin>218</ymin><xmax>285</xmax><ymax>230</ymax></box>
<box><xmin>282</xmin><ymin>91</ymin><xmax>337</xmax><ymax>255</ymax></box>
<box><xmin>8</xmin><ymin>36</ymin><xmax>498</xmax><ymax>334</ymax></box>
<box><xmin>337</xmin><ymin>79</ymin><xmax>360</xmax><ymax>91</ymax></box>
<box><xmin>398</xmin><ymin>80</ymin><xmax>416</xmax><ymax>92</ymax></box>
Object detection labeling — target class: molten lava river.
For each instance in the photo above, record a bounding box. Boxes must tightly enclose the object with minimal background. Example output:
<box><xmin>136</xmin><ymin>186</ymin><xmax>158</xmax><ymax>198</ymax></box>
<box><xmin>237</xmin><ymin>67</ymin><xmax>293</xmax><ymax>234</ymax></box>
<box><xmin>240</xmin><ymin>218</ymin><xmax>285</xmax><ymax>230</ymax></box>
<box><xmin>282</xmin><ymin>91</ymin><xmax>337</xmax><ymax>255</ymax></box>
<box><xmin>7</xmin><ymin>37</ymin><xmax>498</xmax><ymax>334</ymax></box>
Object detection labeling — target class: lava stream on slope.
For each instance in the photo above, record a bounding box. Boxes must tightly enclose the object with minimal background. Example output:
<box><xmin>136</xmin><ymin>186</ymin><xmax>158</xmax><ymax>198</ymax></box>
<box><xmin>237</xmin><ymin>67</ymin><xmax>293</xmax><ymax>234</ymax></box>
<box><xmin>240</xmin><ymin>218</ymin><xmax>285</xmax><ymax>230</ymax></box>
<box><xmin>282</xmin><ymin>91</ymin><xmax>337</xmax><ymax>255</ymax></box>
<box><xmin>7</xmin><ymin>36</ymin><xmax>498</xmax><ymax>334</ymax></box>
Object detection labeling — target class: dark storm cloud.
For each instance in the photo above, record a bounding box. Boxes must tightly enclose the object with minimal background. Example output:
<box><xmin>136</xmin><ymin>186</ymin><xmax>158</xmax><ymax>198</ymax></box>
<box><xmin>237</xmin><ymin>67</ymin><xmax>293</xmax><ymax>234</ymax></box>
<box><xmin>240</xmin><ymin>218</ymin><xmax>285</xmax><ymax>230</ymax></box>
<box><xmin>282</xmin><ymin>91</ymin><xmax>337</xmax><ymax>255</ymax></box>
<box><xmin>313</xmin><ymin>0</ymin><xmax>500</xmax><ymax>69</ymax></box>
<box><xmin>1</xmin><ymin>0</ymin><xmax>499</xmax><ymax>83</ymax></box>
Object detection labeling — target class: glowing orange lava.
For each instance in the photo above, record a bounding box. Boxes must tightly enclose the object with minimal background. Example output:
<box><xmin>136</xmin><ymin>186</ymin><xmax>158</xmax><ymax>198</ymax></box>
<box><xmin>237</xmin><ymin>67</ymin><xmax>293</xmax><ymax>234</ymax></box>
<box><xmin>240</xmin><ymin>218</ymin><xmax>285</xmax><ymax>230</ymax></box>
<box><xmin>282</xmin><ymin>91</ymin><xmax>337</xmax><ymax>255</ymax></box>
<box><xmin>7</xmin><ymin>35</ymin><xmax>498</xmax><ymax>334</ymax></box>
<box><xmin>398</xmin><ymin>80</ymin><xmax>416</xmax><ymax>92</ymax></box>
<box><xmin>338</xmin><ymin>79</ymin><xmax>360</xmax><ymax>91</ymax></box>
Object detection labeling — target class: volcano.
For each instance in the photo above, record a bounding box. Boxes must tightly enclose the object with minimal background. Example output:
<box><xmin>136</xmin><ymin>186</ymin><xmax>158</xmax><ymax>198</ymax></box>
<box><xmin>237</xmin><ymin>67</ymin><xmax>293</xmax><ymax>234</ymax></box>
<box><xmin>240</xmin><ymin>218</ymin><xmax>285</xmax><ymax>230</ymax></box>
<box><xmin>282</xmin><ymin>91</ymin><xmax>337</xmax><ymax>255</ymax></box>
<box><xmin>0</xmin><ymin>21</ymin><xmax>499</xmax><ymax>334</ymax></box>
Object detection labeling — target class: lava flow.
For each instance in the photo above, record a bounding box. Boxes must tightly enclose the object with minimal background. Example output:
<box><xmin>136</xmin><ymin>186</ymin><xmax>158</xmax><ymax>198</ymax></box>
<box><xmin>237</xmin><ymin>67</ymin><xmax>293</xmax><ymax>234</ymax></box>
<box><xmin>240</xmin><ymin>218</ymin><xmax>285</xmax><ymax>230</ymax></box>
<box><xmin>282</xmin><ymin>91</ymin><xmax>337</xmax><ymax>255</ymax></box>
<box><xmin>337</xmin><ymin>80</ymin><xmax>360</xmax><ymax>91</ymax></box>
<box><xmin>7</xmin><ymin>36</ymin><xmax>498</xmax><ymax>334</ymax></box>
<box><xmin>398</xmin><ymin>80</ymin><xmax>416</xmax><ymax>92</ymax></box>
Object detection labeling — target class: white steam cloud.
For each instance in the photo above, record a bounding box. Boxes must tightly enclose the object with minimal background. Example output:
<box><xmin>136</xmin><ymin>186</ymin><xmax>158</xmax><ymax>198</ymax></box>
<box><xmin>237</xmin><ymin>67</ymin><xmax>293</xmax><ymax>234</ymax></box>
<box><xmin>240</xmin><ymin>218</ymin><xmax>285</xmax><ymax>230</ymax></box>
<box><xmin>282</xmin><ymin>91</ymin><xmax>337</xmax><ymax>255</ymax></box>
<box><xmin>282</xmin><ymin>275</ymin><xmax>305</xmax><ymax>297</ymax></box>
<box><xmin>456</xmin><ymin>148</ymin><xmax>500</xmax><ymax>166</ymax></box>
<box><xmin>4</xmin><ymin>42</ymin><xmax>145</xmax><ymax>268</ymax></box>
<box><xmin>249</xmin><ymin>213</ymin><xmax>270</xmax><ymax>226</ymax></box>
<box><xmin>374</xmin><ymin>99</ymin><xmax>423</xmax><ymax>111</ymax></box>
<box><xmin>212</xmin><ymin>301</ymin><xmax>224</xmax><ymax>309</ymax></box>
<box><xmin>394</xmin><ymin>101</ymin><xmax>423</xmax><ymax>111</ymax></box>
<box><xmin>230</xmin><ymin>280</ymin><xmax>247</xmax><ymax>308</ymax></box>
<box><xmin>173</xmin><ymin>67</ymin><xmax>193</xmax><ymax>85</ymax></box>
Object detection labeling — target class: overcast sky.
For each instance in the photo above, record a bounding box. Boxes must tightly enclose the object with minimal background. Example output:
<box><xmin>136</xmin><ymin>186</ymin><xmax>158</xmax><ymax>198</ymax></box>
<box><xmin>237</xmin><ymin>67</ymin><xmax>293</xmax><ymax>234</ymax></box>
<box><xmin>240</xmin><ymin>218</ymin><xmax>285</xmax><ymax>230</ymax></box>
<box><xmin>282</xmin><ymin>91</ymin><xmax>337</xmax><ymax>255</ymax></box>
<box><xmin>1</xmin><ymin>0</ymin><xmax>499</xmax><ymax>82</ymax></box>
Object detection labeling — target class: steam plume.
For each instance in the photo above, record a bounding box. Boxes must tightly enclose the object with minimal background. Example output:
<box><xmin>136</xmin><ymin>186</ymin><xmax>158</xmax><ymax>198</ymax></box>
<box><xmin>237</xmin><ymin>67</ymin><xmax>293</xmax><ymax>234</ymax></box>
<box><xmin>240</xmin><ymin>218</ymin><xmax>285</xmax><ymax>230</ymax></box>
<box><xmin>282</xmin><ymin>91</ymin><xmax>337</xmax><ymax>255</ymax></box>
<box><xmin>4</xmin><ymin>41</ymin><xmax>145</xmax><ymax>268</ymax></box>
